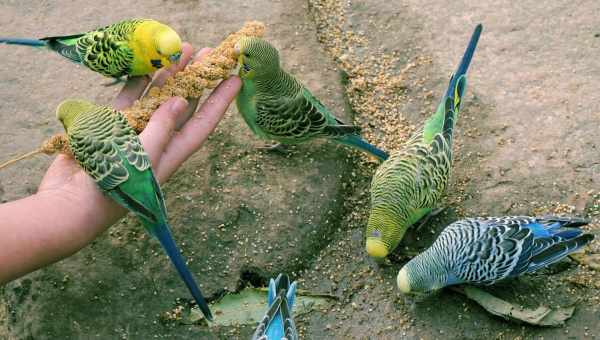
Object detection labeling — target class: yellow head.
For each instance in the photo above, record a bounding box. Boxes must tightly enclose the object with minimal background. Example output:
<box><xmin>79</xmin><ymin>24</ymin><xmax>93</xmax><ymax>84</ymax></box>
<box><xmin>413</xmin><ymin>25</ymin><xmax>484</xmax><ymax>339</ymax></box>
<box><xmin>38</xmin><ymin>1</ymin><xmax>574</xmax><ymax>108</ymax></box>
<box><xmin>56</xmin><ymin>99</ymin><xmax>97</xmax><ymax>131</ymax></box>
<box><xmin>131</xmin><ymin>20</ymin><xmax>183</xmax><ymax>75</ymax></box>
<box><xmin>365</xmin><ymin>207</ymin><xmax>407</xmax><ymax>259</ymax></box>
<box><xmin>233</xmin><ymin>37</ymin><xmax>280</xmax><ymax>79</ymax></box>
<box><xmin>154</xmin><ymin>23</ymin><xmax>182</xmax><ymax>64</ymax></box>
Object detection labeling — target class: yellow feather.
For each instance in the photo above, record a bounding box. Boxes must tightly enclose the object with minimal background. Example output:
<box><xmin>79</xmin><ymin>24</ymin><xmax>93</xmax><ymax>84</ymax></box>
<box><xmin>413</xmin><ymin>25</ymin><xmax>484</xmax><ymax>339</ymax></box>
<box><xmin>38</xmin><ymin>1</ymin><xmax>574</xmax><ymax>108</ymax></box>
<box><xmin>129</xmin><ymin>20</ymin><xmax>182</xmax><ymax>76</ymax></box>
<box><xmin>56</xmin><ymin>99</ymin><xmax>97</xmax><ymax>129</ymax></box>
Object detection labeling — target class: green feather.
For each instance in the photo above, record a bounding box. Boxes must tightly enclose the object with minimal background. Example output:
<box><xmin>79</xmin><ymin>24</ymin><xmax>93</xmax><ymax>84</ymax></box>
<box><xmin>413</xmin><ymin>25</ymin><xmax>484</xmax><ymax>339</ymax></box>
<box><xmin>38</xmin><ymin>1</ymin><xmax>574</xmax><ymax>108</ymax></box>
<box><xmin>366</xmin><ymin>25</ymin><xmax>482</xmax><ymax>258</ymax></box>
<box><xmin>235</xmin><ymin>37</ymin><xmax>387</xmax><ymax>161</ymax></box>
<box><xmin>57</xmin><ymin>100</ymin><xmax>213</xmax><ymax>320</ymax></box>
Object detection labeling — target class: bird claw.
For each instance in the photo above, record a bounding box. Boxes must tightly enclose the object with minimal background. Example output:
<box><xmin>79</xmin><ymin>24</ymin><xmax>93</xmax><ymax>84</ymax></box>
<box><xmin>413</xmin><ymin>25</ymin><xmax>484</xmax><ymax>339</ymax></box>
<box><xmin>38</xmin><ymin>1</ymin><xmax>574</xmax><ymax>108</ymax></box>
<box><xmin>102</xmin><ymin>77</ymin><xmax>127</xmax><ymax>87</ymax></box>
<box><xmin>258</xmin><ymin>143</ymin><xmax>289</xmax><ymax>154</ymax></box>
<box><xmin>413</xmin><ymin>207</ymin><xmax>446</xmax><ymax>232</ymax></box>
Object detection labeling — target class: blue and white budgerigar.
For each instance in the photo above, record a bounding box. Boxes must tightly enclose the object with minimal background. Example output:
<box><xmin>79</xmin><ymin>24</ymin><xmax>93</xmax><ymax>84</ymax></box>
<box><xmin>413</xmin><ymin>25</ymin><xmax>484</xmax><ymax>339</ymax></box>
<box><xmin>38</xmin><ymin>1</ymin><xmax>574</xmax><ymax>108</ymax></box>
<box><xmin>397</xmin><ymin>216</ymin><xmax>594</xmax><ymax>294</ymax></box>
<box><xmin>252</xmin><ymin>274</ymin><xmax>298</xmax><ymax>340</ymax></box>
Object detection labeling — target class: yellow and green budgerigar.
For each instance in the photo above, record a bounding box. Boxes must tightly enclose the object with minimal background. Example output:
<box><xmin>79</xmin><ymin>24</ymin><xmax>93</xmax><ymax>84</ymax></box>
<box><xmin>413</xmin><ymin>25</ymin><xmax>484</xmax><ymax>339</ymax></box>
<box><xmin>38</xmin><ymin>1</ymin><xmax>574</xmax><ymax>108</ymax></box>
<box><xmin>366</xmin><ymin>24</ymin><xmax>483</xmax><ymax>259</ymax></box>
<box><xmin>56</xmin><ymin>99</ymin><xmax>212</xmax><ymax>321</ymax></box>
<box><xmin>234</xmin><ymin>37</ymin><xmax>389</xmax><ymax>161</ymax></box>
<box><xmin>0</xmin><ymin>19</ymin><xmax>182</xmax><ymax>78</ymax></box>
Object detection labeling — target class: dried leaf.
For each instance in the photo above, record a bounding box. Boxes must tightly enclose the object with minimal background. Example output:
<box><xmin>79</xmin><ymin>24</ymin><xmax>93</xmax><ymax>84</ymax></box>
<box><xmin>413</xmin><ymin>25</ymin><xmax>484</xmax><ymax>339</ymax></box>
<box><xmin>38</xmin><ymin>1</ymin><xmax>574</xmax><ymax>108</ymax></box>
<box><xmin>569</xmin><ymin>253</ymin><xmax>600</xmax><ymax>270</ymax></box>
<box><xmin>453</xmin><ymin>286</ymin><xmax>576</xmax><ymax>327</ymax></box>
<box><xmin>183</xmin><ymin>287</ymin><xmax>336</xmax><ymax>327</ymax></box>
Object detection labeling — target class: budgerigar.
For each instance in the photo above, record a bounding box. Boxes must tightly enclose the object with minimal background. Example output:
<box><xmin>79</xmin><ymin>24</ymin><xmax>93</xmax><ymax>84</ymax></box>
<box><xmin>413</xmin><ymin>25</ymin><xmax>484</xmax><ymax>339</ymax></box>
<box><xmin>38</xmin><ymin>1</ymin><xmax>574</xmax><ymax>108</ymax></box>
<box><xmin>366</xmin><ymin>24</ymin><xmax>483</xmax><ymax>258</ymax></box>
<box><xmin>252</xmin><ymin>274</ymin><xmax>298</xmax><ymax>340</ymax></box>
<box><xmin>1</xmin><ymin>19</ymin><xmax>181</xmax><ymax>79</ymax></box>
<box><xmin>397</xmin><ymin>216</ymin><xmax>594</xmax><ymax>294</ymax></box>
<box><xmin>234</xmin><ymin>37</ymin><xmax>389</xmax><ymax>161</ymax></box>
<box><xmin>56</xmin><ymin>99</ymin><xmax>212</xmax><ymax>321</ymax></box>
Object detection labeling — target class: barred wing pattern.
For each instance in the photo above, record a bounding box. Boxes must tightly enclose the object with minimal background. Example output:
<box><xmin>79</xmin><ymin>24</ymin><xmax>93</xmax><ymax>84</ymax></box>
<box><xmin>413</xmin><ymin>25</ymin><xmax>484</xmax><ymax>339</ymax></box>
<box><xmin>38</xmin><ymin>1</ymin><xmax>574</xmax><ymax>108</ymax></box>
<box><xmin>254</xmin><ymin>74</ymin><xmax>359</xmax><ymax>143</ymax></box>
<box><xmin>368</xmin><ymin>133</ymin><xmax>452</xmax><ymax>248</ymax></box>
<box><xmin>75</xmin><ymin>20</ymin><xmax>145</xmax><ymax>77</ymax></box>
<box><xmin>68</xmin><ymin>105</ymin><xmax>150</xmax><ymax>190</ymax></box>
<box><xmin>432</xmin><ymin>216</ymin><xmax>592</xmax><ymax>285</ymax></box>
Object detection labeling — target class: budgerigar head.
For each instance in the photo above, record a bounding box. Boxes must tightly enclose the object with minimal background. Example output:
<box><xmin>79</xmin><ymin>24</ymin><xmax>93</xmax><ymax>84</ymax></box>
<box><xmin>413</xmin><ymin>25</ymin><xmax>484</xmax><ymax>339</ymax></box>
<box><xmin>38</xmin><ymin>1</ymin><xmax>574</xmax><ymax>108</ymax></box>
<box><xmin>153</xmin><ymin>23</ymin><xmax>183</xmax><ymax>64</ymax></box>
<box><xmin>365</xmin><ymin>207</ymin><xmax>406</xmax><ymax>259</ymax></box>
<box><xmin>397</xmin><ymin>254</ymin><xmax>447</xmax><ymax>295</ymax></box>
<box><xmin>56</xmin><ymin>99</ymin><xmax>97</xmax><ymax>131</ymax></box>
<box><xmin>233</xmin><ymin>37</ymin><xmax>280</xmax><ymax>79</ymax></box>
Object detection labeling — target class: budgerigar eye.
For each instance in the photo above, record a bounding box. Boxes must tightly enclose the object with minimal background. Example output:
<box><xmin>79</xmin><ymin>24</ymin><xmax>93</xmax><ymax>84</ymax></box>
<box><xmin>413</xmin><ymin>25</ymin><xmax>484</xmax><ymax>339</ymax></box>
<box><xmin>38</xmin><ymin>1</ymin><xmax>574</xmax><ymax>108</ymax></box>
<box><xmin>169</xmin><ymin>52</ymin><xmax>181</xmax><ymax>63</ymax></box>
<box><xmin>243</xmin><ymin>64</ymin><xmax>251</xmax><ymax>72</ymax></box>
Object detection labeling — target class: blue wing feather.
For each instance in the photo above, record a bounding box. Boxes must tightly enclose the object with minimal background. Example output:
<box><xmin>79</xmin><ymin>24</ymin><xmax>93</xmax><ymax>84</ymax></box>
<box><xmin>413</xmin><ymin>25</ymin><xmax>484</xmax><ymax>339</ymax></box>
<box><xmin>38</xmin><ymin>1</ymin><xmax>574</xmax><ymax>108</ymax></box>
<box><xmin>253</xmin><ymin>274</ymin><xmax>298</xmax><ymax>340</ymax></box>
<box><xmin>509</xmin><ymin>216</ymin><xmax>592</xmax><ymax>277</ymax></box>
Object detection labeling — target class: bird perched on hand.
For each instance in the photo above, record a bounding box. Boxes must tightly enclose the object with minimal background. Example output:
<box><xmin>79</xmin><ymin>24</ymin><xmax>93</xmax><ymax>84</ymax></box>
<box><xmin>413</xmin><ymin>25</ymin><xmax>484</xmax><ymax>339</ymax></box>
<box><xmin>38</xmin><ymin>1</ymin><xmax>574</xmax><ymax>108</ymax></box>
<box><xmin>366</xmin><ymin>24</ymin><xmax>483</xmax><ymax>259</ymax></box>
<box><xmin>397</xmin><ymin>216</ymin><xmax>594</xmax><ymax>294</ymax></box>
<box><xmin>56</xmin><ymin>99</ymin><xmax>212</xmax><ymax>321</ymax></box>
<box><xmin>252</xmin><ymin>274</ymin><xmax>298</xmax><ymax>340</ymax></box>
<box><xmin>1</xmin><ymin>19</ymin><xmax>182</xmax><ymax>79</ymax></box>
<box><xmin>234</xmin><ymin>37</ymin><xmax>388</xmax><ymax>161</ymax></box>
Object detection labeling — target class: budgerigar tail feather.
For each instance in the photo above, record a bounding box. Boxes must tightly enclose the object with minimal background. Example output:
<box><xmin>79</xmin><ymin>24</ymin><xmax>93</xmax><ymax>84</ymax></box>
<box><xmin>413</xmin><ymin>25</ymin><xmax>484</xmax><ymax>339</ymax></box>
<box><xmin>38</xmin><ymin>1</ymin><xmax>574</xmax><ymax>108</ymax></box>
<box><xmin>528</xmin><ymin>233</ymin><xmax>594</xmax><ymax>273</ymax></box>
<box><xmin>0</xmin><ymin>38</ymin><xmax>47</xmax><ymax>47</ymax></box>
<box><xmin>337</xmin><ymin>135</ymin><xmax>389</xmax><ymax>161</ymax></box>
<box><xmin>253</xmin><ymin>274</ymin><xmax>298</xmax><ymax>340</ymax></box>
<box><xmin>324</xmin><ymin>125</ymin><xmax>361</xmax><ymax>136</ymax></box>
<box><xmin>441</xmin><ymin>24</ymin><xmax>482</xmax><ymax>142</ymax></box>
<box><xmin>542</xmin><ymin>216</ymin><xmax>590</xmax><ymax>228</ymax></box>
<box><xmin>445</xmin><ymin>24</ymin><xmax>482</xmax><ymax>99</ymax></box>
<box><xmin>153</xmin><ymin>224</ymin><xmax>213</xmax><ymax>321</ymax></box>
<box><xmin>41</xmin><ymin>35</ymin><xmax>83</xmax><ymax>63</ymax></box>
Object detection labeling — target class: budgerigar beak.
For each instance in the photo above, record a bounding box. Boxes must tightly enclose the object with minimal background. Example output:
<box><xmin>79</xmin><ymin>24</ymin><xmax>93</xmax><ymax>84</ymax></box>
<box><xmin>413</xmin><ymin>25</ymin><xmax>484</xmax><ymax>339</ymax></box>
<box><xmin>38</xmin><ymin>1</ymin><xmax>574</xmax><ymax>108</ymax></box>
<box><xmin>169</xmin><ymin>52</ymin><xmax>182</xmax><ymax>63</ymax></box>
<box><xmin>233</xmin><ymin>42</ymin><xmax>241</xmax><ymax>58</ymax></box>
<box><xmin>233</xmin><ymin>44</ymin><xmax>246</xmax><ymax>75</ymax></box>
<box><xmin>233</xmin><ymin>44</ymin><xmax>243</xmax><ymax>67</ymax></box>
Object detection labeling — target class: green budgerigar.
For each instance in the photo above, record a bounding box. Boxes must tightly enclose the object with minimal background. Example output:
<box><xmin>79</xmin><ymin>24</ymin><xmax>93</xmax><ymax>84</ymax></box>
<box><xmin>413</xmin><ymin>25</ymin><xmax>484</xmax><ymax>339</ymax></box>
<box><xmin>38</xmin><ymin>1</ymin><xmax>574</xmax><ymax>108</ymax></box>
<box><xmin>1</xmin><ymin>19</ymin><xmax>182</xmax><ymax>79</ymax></box>
<box><xmin>234</xmin><ymin>37</ymin><xmax>389</xmax><ymax>161</ymax></box>
<box><xmin>56</xmin><ymin>99</ymin><xmax>212</xmax><ymax>321</ymax></box>
<box><xmin>366</xmin><ymin>24</ymin><xmax>483</xmax><ymax>259</ymax></box>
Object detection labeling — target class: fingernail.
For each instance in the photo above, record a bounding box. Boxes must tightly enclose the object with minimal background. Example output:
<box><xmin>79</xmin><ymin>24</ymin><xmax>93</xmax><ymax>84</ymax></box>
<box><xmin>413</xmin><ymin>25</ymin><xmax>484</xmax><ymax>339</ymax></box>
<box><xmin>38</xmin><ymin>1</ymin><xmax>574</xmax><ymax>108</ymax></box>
<box><xmin>170</xmin><ymin>97</ymin><xmax>188</xmax><ymax>112</ymax></box>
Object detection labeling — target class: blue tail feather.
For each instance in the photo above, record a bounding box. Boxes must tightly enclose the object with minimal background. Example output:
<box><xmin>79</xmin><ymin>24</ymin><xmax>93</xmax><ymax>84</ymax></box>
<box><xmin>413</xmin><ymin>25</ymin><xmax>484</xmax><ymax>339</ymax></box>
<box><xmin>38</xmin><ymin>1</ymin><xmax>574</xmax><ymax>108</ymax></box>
<box><xmin>554</xmin><ymin>229</ymin><xmax>582</xmax><ymax>239</ymax></box>
<box><xmin>527</xmin><ymin>216</ymin><xmax>589</xmax><ymax>238</ymax></box>
<box><xmin>153</xmin><ymin>224</ymin><xmax>213</xmax><ymax>321</ymax></box>
<box><xmin>261</xmin><ymin>274</ymin><xmax>298</xmax><ymax>340</ymax></box>
<box><xmin>445</xmin><ymin>24</ymin><xmax>482</xmax><ymax>99</ymax></box>
<box><xmin>0</xmin><ymin>38</ymin><xmax>47</xmax><ymax>47</ymax></box>
<box><xmin>338</xmin><ymin>135</ymin><xmax>389</xmax><ymax>161</ymax></box>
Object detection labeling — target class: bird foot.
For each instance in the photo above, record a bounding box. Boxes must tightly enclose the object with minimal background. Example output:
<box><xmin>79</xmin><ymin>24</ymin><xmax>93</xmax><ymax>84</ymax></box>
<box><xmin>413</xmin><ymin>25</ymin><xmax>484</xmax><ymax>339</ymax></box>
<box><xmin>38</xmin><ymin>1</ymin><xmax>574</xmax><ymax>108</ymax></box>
<box><xmin>413</xmin><ymin>207</ymin><xmax>446</xmax><ymax>232</ymax></box>
<box><xmin>102</xmin><ymin>77</ymin><xmax>127</xmax><ymax>87</ymax></box>
<box><xmin>258</xmin><ymin>143</ymin><xmax>289</xmax><ymax>154</ymax></box>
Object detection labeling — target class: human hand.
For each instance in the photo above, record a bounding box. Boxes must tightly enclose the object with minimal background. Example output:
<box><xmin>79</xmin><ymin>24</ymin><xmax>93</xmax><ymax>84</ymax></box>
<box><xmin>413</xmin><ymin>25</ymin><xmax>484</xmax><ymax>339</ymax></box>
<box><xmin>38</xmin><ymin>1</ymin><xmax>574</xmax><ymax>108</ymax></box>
<box><xmin>0</xmin><ymin>42</ymin><xmax>242</xmax><ymax>284</ymax></box>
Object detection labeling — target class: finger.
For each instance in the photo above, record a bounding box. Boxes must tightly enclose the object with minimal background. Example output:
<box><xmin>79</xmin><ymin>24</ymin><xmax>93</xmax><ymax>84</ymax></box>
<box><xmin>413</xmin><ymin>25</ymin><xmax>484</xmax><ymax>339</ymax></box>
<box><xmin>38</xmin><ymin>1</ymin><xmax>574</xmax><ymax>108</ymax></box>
<box><xmin>193</xmin><ymin>47</ymin><xmax>213</xmax><ymax>64</ymax></box>
<box><xmin>156</xmin><ymin>76</ymin><xmax>241</xmax><ymax>180</ymax></box>
<box><xmin>139</xmin><ymin>97</ymin><xmax>189</xmax><ymax>166</ymax></box>
<box><xmin>175</xmin><ymin>97</ymin><xmax>200</xmax><ymax>131</ymax></box>
<box><xmin>173</xmin><ymin>47</ymin><xmax>214</xmax><ymax>130</ymax></box>
<box><xmin>151</xmin><ymin>42</ymin><xmax>194</xmax><ymax>88</ymax></box>
<box><xmin>112</xmin><ymin>76</ymin><xmax>152</xmax><ymax>110</ymax></box>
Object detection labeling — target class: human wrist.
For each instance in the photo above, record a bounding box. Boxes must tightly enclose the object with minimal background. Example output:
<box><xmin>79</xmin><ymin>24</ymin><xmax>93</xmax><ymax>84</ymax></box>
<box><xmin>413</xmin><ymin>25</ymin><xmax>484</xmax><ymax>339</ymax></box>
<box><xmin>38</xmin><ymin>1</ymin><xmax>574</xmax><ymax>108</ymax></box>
<box><xmin>34</xmin><ymin>183</ymin><xmax>126</xmax><ymax>240</ymax></box>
